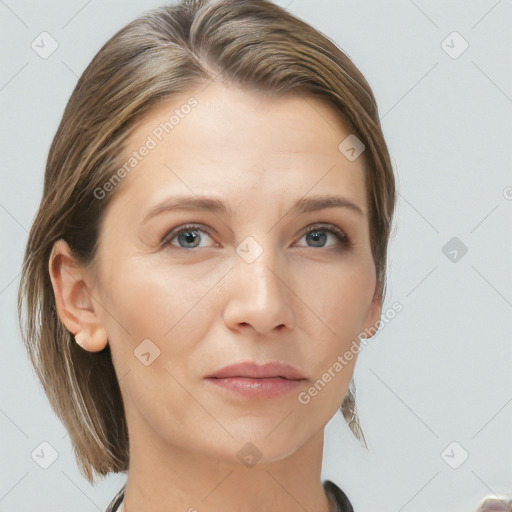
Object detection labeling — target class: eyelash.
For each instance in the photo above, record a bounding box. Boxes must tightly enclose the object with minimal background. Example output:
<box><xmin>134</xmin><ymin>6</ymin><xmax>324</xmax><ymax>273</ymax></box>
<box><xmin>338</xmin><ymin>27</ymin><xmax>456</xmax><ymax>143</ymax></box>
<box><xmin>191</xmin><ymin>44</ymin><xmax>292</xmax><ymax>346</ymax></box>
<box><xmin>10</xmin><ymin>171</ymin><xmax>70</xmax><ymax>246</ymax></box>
<box><xmin>161</xmin><ymin>223</ymin><xmax>352</xmax><ymax>250</ymax></box>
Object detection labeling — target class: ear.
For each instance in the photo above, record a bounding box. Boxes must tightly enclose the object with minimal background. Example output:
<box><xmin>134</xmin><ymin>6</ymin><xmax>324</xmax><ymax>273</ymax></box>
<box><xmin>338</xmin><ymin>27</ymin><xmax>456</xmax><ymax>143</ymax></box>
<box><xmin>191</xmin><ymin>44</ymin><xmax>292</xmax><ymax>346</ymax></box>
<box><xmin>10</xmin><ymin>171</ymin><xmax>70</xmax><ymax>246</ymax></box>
<box><xmin>360</xmin><ymin>281</ymin><xmax>383</xmax><ymax>339</ymax></box>
<box><xmin>48</xmin><ymin>239</ymin><xmax>108</xmax><ymax>352</ymax></box>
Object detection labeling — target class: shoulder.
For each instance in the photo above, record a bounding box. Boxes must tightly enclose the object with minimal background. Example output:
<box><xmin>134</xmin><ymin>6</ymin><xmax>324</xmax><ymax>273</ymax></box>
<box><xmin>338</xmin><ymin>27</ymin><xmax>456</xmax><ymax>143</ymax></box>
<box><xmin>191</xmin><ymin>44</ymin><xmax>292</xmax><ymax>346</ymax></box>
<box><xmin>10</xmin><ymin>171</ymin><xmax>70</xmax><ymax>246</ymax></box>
<box><xmin>322</xmin><ymin>479</ymin><xmax>354</xmax><ymax>512</ymax></box>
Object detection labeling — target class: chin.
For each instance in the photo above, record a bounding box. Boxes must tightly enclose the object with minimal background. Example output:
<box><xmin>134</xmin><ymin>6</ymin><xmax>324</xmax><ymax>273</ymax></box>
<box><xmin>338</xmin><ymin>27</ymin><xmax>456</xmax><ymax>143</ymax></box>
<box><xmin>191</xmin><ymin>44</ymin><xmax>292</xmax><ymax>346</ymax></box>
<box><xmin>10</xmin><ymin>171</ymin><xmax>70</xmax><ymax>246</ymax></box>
<box><xmin>209</xmin><ymin>429</ymin><xmax>309</xmax><ymax>468</ymax></box>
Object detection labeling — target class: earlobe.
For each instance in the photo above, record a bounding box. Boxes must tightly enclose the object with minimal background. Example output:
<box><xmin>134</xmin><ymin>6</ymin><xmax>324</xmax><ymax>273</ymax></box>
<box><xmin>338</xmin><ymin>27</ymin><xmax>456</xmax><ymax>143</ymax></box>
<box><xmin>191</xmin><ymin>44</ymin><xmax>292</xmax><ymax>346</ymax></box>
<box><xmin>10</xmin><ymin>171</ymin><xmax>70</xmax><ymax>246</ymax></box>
<box><xmin>74</xmin><ymin>326</ymin><xmax>109</xmax><ymax>352</ymax></box>
<box><xmin>49</xmin><ymin>239</ymin><xmax>108</xmax><ymax>352</ymax></box>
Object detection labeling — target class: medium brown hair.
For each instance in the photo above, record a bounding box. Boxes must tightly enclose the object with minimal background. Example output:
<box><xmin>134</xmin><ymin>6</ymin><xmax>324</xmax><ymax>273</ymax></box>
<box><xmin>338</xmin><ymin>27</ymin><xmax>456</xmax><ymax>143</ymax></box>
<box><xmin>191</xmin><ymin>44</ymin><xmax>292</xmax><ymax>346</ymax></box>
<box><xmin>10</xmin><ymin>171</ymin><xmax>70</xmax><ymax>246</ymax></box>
<box><xmin>18</xmin><ymin>0</ymin><xmax>396</xmax><ymax>484</ymax></box>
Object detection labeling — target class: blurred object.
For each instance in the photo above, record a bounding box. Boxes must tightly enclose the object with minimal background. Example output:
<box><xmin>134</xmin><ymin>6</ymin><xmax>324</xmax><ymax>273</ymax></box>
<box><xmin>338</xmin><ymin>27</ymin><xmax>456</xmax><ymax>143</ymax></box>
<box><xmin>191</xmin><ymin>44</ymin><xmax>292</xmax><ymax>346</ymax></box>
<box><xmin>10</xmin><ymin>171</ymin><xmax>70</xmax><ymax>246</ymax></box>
<box><xmin>477</xmin><ymin>495</ymin><xmax>512</xmax><ymax>511</ymax></box>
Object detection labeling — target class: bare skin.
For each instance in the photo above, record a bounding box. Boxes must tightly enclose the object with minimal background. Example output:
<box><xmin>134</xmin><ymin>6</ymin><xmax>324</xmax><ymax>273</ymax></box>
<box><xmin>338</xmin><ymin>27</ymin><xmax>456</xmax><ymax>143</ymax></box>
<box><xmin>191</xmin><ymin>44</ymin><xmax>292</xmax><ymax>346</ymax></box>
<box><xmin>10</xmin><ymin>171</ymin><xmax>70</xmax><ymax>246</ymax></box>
<box><xmin>49</xmin><ymin>82</ymin><xmax>382</xmax><ymax>512</ymax></box>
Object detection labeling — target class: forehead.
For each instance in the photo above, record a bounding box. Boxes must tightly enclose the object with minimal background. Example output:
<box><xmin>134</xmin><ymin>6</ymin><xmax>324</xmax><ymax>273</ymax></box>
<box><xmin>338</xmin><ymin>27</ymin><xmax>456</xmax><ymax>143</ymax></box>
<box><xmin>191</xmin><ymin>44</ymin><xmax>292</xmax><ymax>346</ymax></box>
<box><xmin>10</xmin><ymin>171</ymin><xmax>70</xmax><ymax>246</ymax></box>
<box><xmin>106</xmin><ymin>82</ymin><xmax>367</xmax><ymax>216</ymax></box>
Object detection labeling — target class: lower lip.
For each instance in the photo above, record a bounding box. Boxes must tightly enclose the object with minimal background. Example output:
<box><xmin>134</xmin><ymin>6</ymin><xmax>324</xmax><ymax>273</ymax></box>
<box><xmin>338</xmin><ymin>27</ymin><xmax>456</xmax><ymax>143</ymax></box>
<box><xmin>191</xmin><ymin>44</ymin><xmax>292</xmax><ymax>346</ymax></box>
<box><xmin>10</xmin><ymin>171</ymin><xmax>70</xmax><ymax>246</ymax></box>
<box><xmin>206</xmin><ymin>377</ymin><xmax>303</xmax><ymax>398</ymax></box>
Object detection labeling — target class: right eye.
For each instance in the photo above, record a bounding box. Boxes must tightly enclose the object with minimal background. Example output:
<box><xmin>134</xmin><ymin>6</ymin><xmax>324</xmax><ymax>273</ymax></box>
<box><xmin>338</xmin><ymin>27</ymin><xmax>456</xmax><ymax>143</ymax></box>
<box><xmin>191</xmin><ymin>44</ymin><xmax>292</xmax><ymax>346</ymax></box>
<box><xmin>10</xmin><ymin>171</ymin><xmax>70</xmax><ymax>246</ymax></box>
<box><xmin>161</xmin><ymin>224</ymin><xmax>218</xmax><ymax>250</ymax></box>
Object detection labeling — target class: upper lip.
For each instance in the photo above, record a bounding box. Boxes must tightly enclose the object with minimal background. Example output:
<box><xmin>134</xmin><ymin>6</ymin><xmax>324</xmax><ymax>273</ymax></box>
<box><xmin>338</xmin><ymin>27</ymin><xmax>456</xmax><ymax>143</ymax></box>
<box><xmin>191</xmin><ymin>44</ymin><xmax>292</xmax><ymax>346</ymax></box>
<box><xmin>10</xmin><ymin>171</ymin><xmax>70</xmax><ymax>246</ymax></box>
<box><xmin>206</xmin><ymin>361</ymin><xmax>305</xmax><ymax>380</ymax></box>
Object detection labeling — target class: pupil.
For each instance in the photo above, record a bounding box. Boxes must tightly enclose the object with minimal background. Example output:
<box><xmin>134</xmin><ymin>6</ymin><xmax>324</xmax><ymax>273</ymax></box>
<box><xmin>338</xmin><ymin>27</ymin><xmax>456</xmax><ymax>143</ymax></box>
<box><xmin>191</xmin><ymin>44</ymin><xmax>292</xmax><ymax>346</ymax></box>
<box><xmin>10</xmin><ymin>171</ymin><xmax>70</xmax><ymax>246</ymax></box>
<box><xmin>180</xmin><ymin>231</ymin><xmax>198</xmax><ymax>247</ymax></box>
<box><xmin>308</xmin><ymin>230</ymin><xmax>326</xmax><ymax>247</ymax></box>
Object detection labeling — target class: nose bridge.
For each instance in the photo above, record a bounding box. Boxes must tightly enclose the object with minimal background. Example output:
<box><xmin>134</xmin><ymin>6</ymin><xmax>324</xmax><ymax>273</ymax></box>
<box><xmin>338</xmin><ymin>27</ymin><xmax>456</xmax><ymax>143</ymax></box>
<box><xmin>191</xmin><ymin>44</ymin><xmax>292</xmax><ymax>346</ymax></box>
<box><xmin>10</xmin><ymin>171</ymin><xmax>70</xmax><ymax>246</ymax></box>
<box><xmin>237</xmin><ymin>234</ymin><xmax>285</xmax><ymax>302</ymax></box>
<box><xmin>223</xmin><ymin>233</ymin><xmax>295</xmax><ymax>333</ymax></box>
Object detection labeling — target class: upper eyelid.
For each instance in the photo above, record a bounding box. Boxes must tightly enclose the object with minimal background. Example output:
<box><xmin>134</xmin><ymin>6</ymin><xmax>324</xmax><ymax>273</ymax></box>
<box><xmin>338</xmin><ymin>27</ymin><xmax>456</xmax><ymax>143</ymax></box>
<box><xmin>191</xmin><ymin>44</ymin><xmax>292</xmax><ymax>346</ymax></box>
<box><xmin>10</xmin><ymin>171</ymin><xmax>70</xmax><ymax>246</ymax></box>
<box><xmin>162</xmin><ymin>222</ymin><xmax>349</xmax><ymax>246</ymax></box>
<box><xmin>161</xmin><ymin>223</ymin><xmax>211</xmax><ymax>244</ymax></box>
<box><xmin>164</xmin><ymin>222</ymin><xmax>344</xmax><ymax>236</ymax></box>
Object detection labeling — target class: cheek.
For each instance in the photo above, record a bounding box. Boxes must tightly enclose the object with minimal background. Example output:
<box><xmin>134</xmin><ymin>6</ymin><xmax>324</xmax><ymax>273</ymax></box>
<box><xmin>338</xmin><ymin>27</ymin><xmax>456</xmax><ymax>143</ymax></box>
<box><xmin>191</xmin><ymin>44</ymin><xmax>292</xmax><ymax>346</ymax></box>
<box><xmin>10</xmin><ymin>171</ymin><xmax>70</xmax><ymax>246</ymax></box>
<box><xmin>292</xmin><ymin>259</ymin><xmax>375</xmax><ymax>409</ymax></box>
<box><xmin>100</xmin><ymin>256</ymin><xmax>230</xmax><ymax>360</ymax></box>
<box><xmin>100</xmin><ymin>258</ymin><xmax>224</xmax><ymax>434</ymax></box>
<box><xmin>296</xmin><ymin>257</ymin><xmax>375</xmax><ymax>340</ymax></box>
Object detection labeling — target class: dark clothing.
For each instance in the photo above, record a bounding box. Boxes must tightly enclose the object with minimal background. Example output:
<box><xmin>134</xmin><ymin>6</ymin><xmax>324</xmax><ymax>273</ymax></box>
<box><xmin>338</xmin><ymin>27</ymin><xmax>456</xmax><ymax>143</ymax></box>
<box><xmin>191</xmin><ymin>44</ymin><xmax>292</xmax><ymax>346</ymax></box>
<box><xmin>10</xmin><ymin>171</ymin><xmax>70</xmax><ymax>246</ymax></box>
<box><xmin>105</xmin><ymin>479</ymin><xmax>353</xmax><ymax>511</ymax></box>
<box><xmin>323</xmin><ymin>480</ymin><xmax>355</xmax><ymax>512</ymax></box>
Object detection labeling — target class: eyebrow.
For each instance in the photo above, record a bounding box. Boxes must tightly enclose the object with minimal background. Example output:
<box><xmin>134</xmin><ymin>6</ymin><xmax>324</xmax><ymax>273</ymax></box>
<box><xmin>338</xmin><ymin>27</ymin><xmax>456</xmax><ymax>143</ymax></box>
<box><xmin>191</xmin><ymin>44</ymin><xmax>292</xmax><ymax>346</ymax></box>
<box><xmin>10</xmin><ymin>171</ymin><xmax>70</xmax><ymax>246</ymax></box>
<box><xmin>142</xmin><ymin>193</ymin><xmax>364</xmax><ymax>224</ymax></box>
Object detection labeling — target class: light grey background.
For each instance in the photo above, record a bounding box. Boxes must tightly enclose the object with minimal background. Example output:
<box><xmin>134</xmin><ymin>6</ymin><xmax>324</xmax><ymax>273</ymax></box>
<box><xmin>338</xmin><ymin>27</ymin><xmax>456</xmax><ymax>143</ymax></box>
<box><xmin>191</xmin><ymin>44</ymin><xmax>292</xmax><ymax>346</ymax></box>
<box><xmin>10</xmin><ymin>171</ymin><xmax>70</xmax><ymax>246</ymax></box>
<box><xmin>1</xmin><ymin>1</ymin><xmax>511</xmax><ymax>511</ymax></box>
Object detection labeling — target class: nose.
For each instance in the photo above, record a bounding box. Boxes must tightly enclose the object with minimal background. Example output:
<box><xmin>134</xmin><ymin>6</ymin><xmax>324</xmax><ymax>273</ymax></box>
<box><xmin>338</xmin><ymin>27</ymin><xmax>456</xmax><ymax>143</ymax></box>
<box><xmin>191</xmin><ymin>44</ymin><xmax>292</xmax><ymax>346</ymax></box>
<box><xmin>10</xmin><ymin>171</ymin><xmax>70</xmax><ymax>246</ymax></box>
<box><xmin>222</xmin><ymin>243</ymin><xmax>295</xmax><ymax>336</ymax></box>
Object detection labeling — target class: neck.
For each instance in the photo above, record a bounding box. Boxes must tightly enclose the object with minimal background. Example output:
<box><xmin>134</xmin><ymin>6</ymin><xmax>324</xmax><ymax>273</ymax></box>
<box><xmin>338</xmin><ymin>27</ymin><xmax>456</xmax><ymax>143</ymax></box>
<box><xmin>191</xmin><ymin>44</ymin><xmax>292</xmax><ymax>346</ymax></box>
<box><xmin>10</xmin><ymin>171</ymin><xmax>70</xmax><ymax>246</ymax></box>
<box><xmin>122</xmin><ymin>424</ymin><xmax>332</xmax><ymax>512</ymax></box>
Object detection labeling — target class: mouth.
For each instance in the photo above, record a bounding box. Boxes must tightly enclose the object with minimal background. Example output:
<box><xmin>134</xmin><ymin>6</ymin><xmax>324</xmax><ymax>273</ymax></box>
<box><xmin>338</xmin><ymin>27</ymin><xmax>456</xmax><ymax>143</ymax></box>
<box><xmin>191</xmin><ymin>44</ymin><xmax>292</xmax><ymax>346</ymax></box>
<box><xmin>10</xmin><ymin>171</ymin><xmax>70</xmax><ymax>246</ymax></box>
<box><xmin>205</xmin><ymin>361</ymin><xmax>306</xmax><ymax>399</ymax></box>
<box><xmin>206</xmin><ymin>361</ymin><xmax>305</xmax><ymax>380</ymax></box>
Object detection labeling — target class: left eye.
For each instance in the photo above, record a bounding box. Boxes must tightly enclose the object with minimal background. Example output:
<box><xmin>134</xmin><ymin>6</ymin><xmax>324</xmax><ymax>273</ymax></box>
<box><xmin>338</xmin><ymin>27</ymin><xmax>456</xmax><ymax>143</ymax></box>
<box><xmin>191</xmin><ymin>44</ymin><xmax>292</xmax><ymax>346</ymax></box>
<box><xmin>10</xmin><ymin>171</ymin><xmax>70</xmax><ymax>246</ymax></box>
<box><xmin>295</xmin><ymin>224</ymin><xmax>350</xmax><ymax>249</ymax></box>
<box><xmin>161</xmin><ymin>223</ymin><xmax>350</xmax><ymax>250</ymax></box>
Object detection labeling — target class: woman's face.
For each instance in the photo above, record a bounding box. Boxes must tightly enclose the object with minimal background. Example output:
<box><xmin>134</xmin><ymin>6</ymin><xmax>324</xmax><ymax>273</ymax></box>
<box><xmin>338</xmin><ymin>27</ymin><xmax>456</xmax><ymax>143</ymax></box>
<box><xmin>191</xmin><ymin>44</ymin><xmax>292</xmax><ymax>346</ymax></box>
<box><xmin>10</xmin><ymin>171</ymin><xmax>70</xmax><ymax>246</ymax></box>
<box><xmin>88</xmin><ymin>83</ymin><xmax>381</xmax><ymax>465</ymax></box>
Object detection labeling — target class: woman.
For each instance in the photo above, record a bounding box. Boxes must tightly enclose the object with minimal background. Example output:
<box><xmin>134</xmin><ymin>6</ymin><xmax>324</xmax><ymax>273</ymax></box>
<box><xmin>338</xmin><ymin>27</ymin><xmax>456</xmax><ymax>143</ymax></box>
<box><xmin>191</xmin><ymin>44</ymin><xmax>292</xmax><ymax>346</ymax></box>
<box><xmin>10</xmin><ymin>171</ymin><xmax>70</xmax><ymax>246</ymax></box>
<box><xmin>18</xmin><ymin>1</ymin><xmax>396</xmax><ymax>510</ymax></box>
